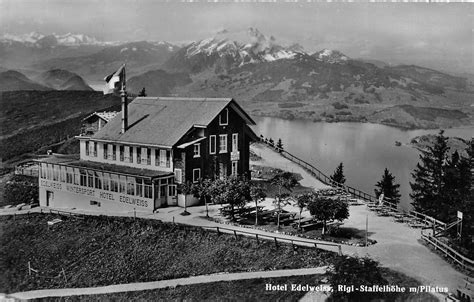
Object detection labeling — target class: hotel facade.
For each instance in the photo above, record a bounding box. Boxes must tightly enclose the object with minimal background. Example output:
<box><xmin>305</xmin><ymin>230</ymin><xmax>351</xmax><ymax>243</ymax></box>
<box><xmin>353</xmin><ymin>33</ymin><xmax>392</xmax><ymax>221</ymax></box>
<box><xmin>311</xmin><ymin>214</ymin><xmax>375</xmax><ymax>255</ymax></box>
<box><xmin>37</xmin><ymin>97</ymin><xmax>257</xmax><ymax>212</ymax></box>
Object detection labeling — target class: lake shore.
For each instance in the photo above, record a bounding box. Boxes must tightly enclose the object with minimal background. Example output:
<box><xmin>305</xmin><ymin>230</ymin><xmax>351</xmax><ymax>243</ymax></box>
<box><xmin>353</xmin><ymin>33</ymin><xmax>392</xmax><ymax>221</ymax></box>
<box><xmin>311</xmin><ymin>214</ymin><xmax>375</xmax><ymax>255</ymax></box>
<box><xmin>248</xmin><ymin>103</ymin><xmax>474</xmax><ymax>130</ymax></box>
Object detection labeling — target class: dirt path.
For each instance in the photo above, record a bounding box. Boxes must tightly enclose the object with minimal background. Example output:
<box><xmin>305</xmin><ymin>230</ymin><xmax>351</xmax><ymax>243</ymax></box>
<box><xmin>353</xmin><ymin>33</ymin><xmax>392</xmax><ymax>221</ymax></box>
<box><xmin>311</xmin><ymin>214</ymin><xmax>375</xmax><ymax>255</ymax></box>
<box><xmin>8</xmin><ymin>267</ymin><xmax>327</xmax><ymax>300</ymax></box>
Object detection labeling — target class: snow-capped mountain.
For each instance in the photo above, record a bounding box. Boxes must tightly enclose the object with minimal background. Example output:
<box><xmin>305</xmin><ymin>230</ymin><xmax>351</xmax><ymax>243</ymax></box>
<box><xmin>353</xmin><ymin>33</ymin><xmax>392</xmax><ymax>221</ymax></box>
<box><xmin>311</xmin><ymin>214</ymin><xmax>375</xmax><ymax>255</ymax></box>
<box><xmin>312</xmin><ymin>49</ymin><xmax>349</xmax><ymax>64</ymax></box>
<box><xmin>164</xmin><ymin>28</ymin><xmax>305</xmax><ymax>73</ymax></box>
<box><xmin>0</xmin><ymin>32</ymin><xmax>116</xmax><ymax>46</ymax></box>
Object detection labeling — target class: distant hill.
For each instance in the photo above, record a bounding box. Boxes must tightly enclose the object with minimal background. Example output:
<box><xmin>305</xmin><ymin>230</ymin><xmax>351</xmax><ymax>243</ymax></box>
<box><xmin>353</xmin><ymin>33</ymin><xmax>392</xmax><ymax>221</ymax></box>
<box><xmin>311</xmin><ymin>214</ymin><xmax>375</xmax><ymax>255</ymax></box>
<box><xmin>0</xmin><ymin>70</ymin><xmax>51</xmax><ymax>91</ymax></box>
<box><xmin>34</xmin><ymin>41</ymin><xmax>180</xmax><ymax>80</ymax></box>
<box><xmin>36</xmin><ymin>69</ymin><xmax>93</xmax><ymax>91</ymax></box>
<box><xmin>128</xmin><ymin>70</ymin><xmax>192</xmax><ymax>96</ymax></box>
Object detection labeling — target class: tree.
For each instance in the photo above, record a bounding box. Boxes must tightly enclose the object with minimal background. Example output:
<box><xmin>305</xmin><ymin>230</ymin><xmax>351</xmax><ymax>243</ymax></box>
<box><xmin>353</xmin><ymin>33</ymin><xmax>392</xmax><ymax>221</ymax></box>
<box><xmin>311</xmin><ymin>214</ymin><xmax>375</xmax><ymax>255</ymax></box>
<box><xmin>250</xmin><ymin>184</ymin><xmax>266</xmax><ymax>225</ymax></box>
<box><xmin>410</xmin><ymin>130</ymin><xmax>449</xmax><ymax>217</ymax></box>
<box><xmin>192</xmin><ymin>179</ymin><xmax>213</xmax><ymax>217</ymax></box>
<box><xmin>295</xmin><ymin>192</ymin><xmax>313</xmax><ymax>230</ymax></box>
<box><xmin>268</xmin><ymin>138</ymin><xmax>274</xmax><ymax>147</ymax></box>
<box><xmin>138</xmin><ymin>87</ymin><xmax>147</xmax><ymax>97</ymax></box>
<box><xmin>211</xmin><ymin>177</ymin><xmax>251</xmax><ymax>221</ymax></box>
<box><xmin>271</xmin><ymin>172</ymin><xmax>298</xmax><ymax>229</ymax></box>
<box><xmin>178</xmin><ymin>181</ymin><xmax>193</xmax><ymax>216</ymax></box>
<box><xmin>330</xmin><ymin>162</ymin><xmax>346</xmax><ymax>185</ymax></box>
<box><xmin>307</xmin><ymin>196</ymin><xmax>349</xmax><ymax>235</ymax></box>
<box><xmin>329</xmin><ymin>255</ymin><xmax>387</xmax><ymax>302</ymax></box>
<box><xmin>276</xmin><ymin>138</ymin><xmax>283</xmax><ymax>151</ymax></box>
<box><xmin>374</xmin><ymin>168</ymin><xmax>401</xmax><ymax>204</ymax></box>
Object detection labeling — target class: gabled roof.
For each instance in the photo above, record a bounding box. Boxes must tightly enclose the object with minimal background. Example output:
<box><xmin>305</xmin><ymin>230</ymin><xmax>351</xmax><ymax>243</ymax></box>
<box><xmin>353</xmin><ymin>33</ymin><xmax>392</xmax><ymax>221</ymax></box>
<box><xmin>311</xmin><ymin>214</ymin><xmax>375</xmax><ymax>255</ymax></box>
<box><xmin>91</xmin><ymin>97</ymin><xmax>256</xmax><ymax>147</ymax></box>
<box><xmin>83</xmin><ymin>111</ymin><xmax>118</xmax><ymax>123</ymax></box>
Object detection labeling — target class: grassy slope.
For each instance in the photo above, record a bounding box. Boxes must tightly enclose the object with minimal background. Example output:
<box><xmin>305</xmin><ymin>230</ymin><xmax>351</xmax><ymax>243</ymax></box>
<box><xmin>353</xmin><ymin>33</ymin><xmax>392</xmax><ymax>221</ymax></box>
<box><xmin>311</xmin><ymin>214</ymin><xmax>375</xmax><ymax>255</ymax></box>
<box><xmin>0</xmin><ymin>214</ymin><xmax>335</xmax><ymax>293</ymax></box>
<box><xmin>0</xmin><ymin>91</ymin><xmax>120</xmax><ymax>161</ymax></box>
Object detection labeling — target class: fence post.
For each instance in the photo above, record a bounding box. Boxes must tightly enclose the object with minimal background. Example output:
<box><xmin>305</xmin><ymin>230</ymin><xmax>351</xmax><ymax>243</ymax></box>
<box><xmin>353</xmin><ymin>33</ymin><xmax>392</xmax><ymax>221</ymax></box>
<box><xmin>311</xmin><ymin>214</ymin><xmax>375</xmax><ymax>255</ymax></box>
<box><xmin>314</xmin><ymin>243</ymin><xmax>318</xmax><ymax>249</ymax></box>
<box><xmin>256</xmin><ymin>234</ymin><xmax>259</xmax><ymax>244</ymax></box>
<box><xmin>28</xmin><ymin>261</ymin><xmax>31</xmax><ymax>276</ymax></box>
<box><xmin>41</xmin><ymin>209</ymin><xmax>43</xmax><ymax>214</ymax></box>
<box><xmin>216</xmin><ymin>227</ymin><xmax>220</xmax><ymax>235</ymax></box>
<box><xmin>234</xmin><ymin>230</ymin><xmax>238</xmax><ymax>240</ymax></box>
<box><xmin>274</xmin><ymin>237</ymin><xmax>278</xmax><ymax>248</ymax></box>
<box><xmin>338</xmin><ymin>245</ymin><xmax>343</xmax><ymax>256</ymax></box>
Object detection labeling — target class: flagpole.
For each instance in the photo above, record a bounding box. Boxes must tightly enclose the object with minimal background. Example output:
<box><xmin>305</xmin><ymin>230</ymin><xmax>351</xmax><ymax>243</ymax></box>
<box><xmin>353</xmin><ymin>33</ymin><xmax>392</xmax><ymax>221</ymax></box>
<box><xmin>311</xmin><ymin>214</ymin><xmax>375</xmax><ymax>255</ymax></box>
<box><xmin>121</xmin><ymin>64</ymin><xmax>128</xmax><ymax>133</ymax></box>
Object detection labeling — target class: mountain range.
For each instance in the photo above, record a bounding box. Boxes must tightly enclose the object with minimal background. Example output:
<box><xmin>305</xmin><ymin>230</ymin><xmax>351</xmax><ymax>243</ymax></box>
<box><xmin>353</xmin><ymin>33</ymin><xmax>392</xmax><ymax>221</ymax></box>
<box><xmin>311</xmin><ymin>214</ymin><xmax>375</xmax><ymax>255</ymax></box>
<box><xmin>1</xmin><ymin>28</ymin><xmax>473</xmax><ymax>129</ymax></box>
<box><xmin>0</xmin><ymin>69</ymin><xmax>92</xmax><ymax>91</ymax></box>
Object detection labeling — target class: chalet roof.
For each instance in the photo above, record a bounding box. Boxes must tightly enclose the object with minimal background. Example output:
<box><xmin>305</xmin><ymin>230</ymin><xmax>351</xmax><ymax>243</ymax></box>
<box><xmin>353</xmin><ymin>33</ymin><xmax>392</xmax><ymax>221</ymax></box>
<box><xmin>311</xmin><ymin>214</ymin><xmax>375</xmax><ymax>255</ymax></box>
<box><xmin>35</xmin><ymin>155</ymin><xmax>172</xmax><ymax>179</ymax></box>
<box><xmin>91</xmin><ymin>97</ymin><xmax>256</xmax><ymax>147</ymax></box>
<box><xmin>83</xmin><ymin>111</ymin><xmax>118</xmax><ymax>123</ymax></box>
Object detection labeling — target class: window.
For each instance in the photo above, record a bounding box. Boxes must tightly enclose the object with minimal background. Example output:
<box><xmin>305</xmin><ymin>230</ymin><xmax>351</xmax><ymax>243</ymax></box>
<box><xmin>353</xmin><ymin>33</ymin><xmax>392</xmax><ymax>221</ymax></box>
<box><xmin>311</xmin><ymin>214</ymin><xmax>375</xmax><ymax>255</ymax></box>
<box><xmin>127</xmin><ymin>177</ymin><xmax>135</xmax><ymax>195</ymax></box>
<box><xmin>128</xmin><ymin>146</ymin><xmax>133</xmax><ymax>163</ymax></box>
<box><xmin>137</xmin><ymin>148</ymin><xmax>142</xmax><ymax>164</ymax></box>
<box><xmin>146</xmin><ymin>148</ymin><xmax>151</xmax><ymax>165</ymax></box>
<box><xmin>40</xmin><ymin>163</ymin><xmax>47</xmax><ymax>179</ymax></box>
<box><xmin>231</xmin><ymin>161</ymin><xmax>238</xmax><ymax>176</ymax></box>
<box><xmin>135</xmin><ymin>178</ymin><xmax>143</xmax><ymax>197</ymax></box>
<box><xmin>93</xmin><ymin>142</ymin><xmax>97</xmax><ymax>157</ymax></box>
<box><xmin>168</xmin><ymin>185</ymin><xmax>176</xmax><ymax>197</ymax></box>
<box><xmin>94</xmin><ymin>172</ymin><xmax>102</xmax><ymax>189</ymax></box>
<box><xmin>160</xmin><ymin>150</ymin><xmax>166</xmax><ymax>166</ymax></box>
<box><xmin>119</xmin><ymin>176</ymin><xmax>126</xmax><ymax>193</ymax></box>
<box><xmin>66</xmin><ymin>168</ymin><xmax>73</xmax><ymax>184</ymax></box>
<box><xmin>193</xmin><ymin>144</ymin><xmax>200</xmax><ymax>158</ymax></box>
<box><xmin>193</xmin><ymin>168</ymin><xmax>201</xmax><ymax>183</ymax></box>
<box><xmin>110</xmin><ymin>175</ymin><xmax>119</xmax><ymax>192</ymax></box>
<box><xmin>174</xmin><ymin>168</ymin><xmax>182</xmax><ymax>184</ymax></box>
<box><xmin>52</xmin><ymin>165</ymin><xmax>59</xmax><ymax>181</ymax></box>
<box><xmin>219</xmin><ymin>108</ymin><xmax>228</xmax><ymax>125</ymax></box>
<box><xmin>144</xmin><ymin>179</ymin><xmax>152</xmax><ymax>198</ymax></box>
<box><xmin>112</xmin><ymin>145</ymin><xmax>117</xmax><ymax>160</ymax></box>
<box><xmin>87</xmin><ymin>171</ymin><xmax>94</xmax><ymax>188</ymax></box>
<box><xmin>210</xmin><ymin>135</ymin><xmax>216</xmax><ymax>154</ymax></box>
<box><xmin>232</xmin><ymin>133</ymin><xmax>238</xmax><ymax>152</ymax></box>
<box><xmin>166</xmin><ymin>150</ymin><xmax>171</xmax><ymax>167</ymax></box>
<box><xmin>219</xmin><ymin>134</ymin><xmax>227</xmax><ymax>153</ymax></box>
<box><xmin>103</xmin><ymin>144</ymin><xmax>108</xmax><ymax>160</ymax></box>
<box><xmin>103</xmin><ymin>173</ymin><xmax>110</xmax><ymax>191</ymax></box>
<box><xmin>119</xmin><ymin>145</ymin><xmax>124</xmax><ymax>161</ymax></box>
<box><xmin>80</xmin><ymin>169</ymin><xmax>87</xmax><ymax>186</ymax></box>
<box><xmin>85</xmin><ymin>141</ymin><xmax>90</xmax><ymax>156</ymax></box>
<box><xmin>73</xmin><ymin>168</ymin><xmax>80</xmax><ymax>185</ymax></box>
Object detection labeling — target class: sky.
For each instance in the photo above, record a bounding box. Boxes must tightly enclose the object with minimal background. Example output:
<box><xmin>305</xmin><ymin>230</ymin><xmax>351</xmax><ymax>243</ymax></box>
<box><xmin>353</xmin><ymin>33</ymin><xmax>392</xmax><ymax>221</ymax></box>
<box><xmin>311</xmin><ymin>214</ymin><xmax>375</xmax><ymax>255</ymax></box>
<box><xmin>1</xmin><ymin>1</ymin><xmax>473</xmax><ymax>73</ymax></box>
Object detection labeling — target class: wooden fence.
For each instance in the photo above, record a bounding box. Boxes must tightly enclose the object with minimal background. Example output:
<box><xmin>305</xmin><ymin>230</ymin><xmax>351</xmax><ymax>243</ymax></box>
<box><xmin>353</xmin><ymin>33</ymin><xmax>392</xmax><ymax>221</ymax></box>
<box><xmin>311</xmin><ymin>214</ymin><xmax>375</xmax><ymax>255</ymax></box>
<box><xmin>421</xmin><ymin>231</ymin><xmax>474</xmax><ymax>273</ymax></box>
<box><xmin>202</xmin><ymin>225</ymin><xmax>343</xmax><ymax>256</ymax></box>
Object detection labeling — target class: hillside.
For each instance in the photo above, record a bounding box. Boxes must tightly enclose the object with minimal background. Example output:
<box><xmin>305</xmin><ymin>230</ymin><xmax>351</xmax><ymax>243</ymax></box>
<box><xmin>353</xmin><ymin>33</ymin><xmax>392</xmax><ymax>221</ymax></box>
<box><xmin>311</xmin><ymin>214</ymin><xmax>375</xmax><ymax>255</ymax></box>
<box><xmin>0</xmin><ymin>70</ymin><xmax>52</xmax><ymax>91</ymax></box>
<box><xmin>0</xmin><ymin>91</ymin><xmax>120</xmax><ymax>161</ymax></box>
<box><xmin>36</xmin><ymin>69</ymin><xmax>93</xmax><ymax>90</ymax></box>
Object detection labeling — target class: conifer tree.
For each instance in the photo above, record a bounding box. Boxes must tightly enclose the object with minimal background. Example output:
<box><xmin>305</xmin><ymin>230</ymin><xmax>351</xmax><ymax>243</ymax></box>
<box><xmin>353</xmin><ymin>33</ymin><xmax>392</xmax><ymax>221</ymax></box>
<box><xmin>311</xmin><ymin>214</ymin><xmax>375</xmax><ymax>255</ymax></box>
<box><xmin>410</xmin><ymin>130</ymin><xmax>449</xmax><ymax>217</ymax></box>
<box><xmin>374</xmin><ymin>168</ymin><xmax>401</xmax><ymax>204</ymax></box>
<box><xmin>330</xmin><ymin>162</ymin><xmax>346</xmax><ymax>185</ymax></box>
<box><xmin>276</xmin><ymin>138</ymin><xmax>283</xmax><ymax>151</ymax></box>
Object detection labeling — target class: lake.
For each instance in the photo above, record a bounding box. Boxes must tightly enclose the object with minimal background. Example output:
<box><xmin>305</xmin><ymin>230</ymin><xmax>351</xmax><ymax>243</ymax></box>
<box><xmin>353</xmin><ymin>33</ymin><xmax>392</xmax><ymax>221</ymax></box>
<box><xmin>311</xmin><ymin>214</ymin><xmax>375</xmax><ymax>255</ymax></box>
<box><xmin>252</xmin><ymin>117</ymin><xmax>474</xmax><ymax>210</ymax></box>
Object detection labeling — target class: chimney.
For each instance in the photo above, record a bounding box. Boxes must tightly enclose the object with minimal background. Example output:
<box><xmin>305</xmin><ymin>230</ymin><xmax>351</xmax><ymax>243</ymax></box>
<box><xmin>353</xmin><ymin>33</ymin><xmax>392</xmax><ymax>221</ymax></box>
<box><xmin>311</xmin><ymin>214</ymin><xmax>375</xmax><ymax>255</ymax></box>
<box><xmin>121</xmin><ymin>90</ymin><xmax>128</xmax><ymax>134</ymax></box>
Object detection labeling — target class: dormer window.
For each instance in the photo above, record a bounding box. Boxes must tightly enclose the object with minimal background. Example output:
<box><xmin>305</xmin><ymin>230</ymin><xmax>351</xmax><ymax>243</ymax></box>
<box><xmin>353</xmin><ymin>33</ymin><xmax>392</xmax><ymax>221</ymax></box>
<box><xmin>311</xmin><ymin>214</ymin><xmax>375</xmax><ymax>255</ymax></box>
<box><xmin>219</xmin><ymin>108</ymin><xmax>228</xmax><ymax>126</ymax></box>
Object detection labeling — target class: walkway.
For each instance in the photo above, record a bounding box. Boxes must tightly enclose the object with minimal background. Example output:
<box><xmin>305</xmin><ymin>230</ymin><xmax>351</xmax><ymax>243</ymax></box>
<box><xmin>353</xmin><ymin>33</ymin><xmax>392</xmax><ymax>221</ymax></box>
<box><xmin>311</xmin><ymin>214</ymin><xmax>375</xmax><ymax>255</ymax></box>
<box><xmin>8</xmin><ymin>267</ymin><xmax>327</xmax><ymax>300</ymax></box>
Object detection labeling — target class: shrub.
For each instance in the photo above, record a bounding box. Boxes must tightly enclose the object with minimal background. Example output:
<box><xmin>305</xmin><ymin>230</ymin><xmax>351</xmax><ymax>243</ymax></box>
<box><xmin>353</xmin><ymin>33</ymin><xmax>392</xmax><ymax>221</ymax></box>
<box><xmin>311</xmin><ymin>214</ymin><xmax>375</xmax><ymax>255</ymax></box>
<box><xmin>4</xmin><ymin>175</ymin><xmax>38</xmax><ymax>205</ymax></box>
